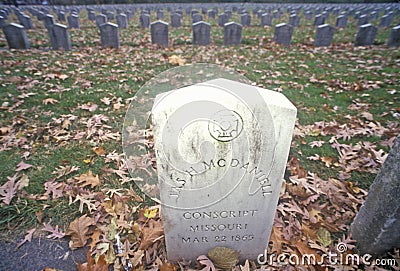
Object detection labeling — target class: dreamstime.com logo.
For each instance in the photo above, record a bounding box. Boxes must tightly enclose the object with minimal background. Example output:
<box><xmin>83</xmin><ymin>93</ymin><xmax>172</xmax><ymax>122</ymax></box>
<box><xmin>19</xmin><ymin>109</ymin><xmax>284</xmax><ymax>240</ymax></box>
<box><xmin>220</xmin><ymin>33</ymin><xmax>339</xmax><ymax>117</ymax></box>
<box><xmin>257</xmin><ymin>243</ymin><xmax>398</xmax><ymax>267</ymax></box>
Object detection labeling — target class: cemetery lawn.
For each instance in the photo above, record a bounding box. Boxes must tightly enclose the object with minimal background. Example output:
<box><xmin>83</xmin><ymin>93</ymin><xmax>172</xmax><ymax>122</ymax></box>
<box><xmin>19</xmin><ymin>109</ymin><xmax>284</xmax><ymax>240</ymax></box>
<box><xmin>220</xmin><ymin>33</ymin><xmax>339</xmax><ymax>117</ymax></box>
<box><xmin>0</xmin><ymin>9</ymin><xmax>399</xmax><ymax>270</ymax></box>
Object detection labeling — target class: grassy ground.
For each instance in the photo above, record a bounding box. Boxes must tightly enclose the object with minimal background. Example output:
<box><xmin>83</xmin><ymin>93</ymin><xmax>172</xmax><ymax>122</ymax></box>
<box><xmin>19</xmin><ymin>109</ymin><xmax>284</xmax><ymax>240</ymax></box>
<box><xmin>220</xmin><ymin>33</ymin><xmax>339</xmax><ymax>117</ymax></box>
<box><xmin>0</xmin><ymin>8</ymin><xmax>399</xmax><ymax>241</ymax></box>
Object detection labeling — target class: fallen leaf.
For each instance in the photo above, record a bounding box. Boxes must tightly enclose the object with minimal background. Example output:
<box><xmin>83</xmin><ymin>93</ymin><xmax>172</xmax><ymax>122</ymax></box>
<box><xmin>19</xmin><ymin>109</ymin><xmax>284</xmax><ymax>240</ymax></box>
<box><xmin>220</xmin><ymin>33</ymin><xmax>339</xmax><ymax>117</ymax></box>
<box><xmin>144</xmin><ymin>208</ymin><xmax>158</xmax><ymax>219</ymax></box>
<box><xmin>168</xmin><ymin>55</ymin><xmax>185</xmax><ymax>66</ymax></box>
<box><xmin>74</xmin><ymin>171</ymin><xmax>100</xmax><ymax>189</ymax></box>
<box><xmin>316</xmin><ymin>227</ymin><xmax>332</xmax><ymax>247</ymax></box>
<box><xmin>17</xmin><ymin>228</ymin><xmax>36</xmax><ymax>248</ymax></box>
<box><xmin>138</xmin><ymin>219</ymin><xmax>164</xmax><ymax>250</ymax></box>
<box><xmin>321</xmin><ymin>156</ymin><xmax>334</xmax><ymax>167</ymax></box>
<box><xmin>197</xmin><ymin>255</ymin><xmax>215</xmax><ymax>271</ymax></box>
<box><xmin>0</xmin><ymin>127</ymin><xmax>11</xmax><ymax>136</ymax></box>
<box><xmin>0</xmin><ymin>174</ymin><xmax>20</xmax><ymax>205</ymax></box>
<box><xmin>65</xmin><ymin>215</ymin><xmax>95</xmax><ymax>249</ymax></box>
<box><xmin>43</xmin><ymin>222</ymin><xmax>65</xmax><ymax>239</ymax></box>
<box><xmin>42</xmin><ymin>98</ymin><xmax>59</xmax><ymax>105</ymax></box>
<box><xmin>92</xmin><ymin>146</ymin><xmax>107</xmax><ymax>156</ymax></box>
<box><xmin>159</xmin><ymin>261</ymin><xmax>177</xmax><ymax>271</ymax></box>
<box><xmin>16</xmin><ymin>161</ymin><xmax>33</xmax><ymax>171</ymax></box>
<box><xmin>78</xmin><ymin>252</ymin><xmax>108</xmax><ymax>271</ymax></box>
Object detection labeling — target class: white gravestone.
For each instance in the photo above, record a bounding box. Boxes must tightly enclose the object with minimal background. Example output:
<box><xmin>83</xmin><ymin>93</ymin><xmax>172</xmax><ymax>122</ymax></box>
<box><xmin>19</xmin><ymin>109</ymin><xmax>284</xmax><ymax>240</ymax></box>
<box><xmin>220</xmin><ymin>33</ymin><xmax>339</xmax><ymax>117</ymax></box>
<box><xmin>152</xmin><ymin>78</ymin><xmax>296</xmax><ymax>262</ymax></box>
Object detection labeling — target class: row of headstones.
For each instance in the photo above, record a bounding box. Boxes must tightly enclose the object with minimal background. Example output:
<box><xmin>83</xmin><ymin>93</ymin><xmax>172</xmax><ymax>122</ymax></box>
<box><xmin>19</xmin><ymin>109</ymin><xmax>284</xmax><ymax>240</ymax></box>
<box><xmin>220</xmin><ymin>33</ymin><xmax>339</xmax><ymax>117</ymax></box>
<box><xmin>0</xmin><ymin>6</ymin><xmax>81</xmax><ymax>29</ymax></box>
<box><xmin>4</xmin><ymin>19</ymin><xmax>400</xmax><ymax>50</ymax></box>
<box><xmin>1</xmin><ymin>2</ymin><xmax>399</xmax><ymax>31</ymax></box>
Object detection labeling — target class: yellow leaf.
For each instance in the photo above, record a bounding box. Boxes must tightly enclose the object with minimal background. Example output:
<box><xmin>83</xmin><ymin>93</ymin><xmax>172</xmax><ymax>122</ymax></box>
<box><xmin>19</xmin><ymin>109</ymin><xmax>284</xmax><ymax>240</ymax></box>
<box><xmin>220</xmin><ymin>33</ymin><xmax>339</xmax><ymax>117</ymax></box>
<box><xmin>316</xmin><ymin>227</ymin><xmax>332</xmax><ymax>247</ymax></box>
<box><xmin>144</xmin><ymin>208</ymin><xmax>158</xmax><ymax>219</ymax></box>
<box><xmin>107</xmin><ymin>217</ymin><xmax>118</xmax><ymax>241</ymax></box>
<box><xmin>83</xmin><ymin>159</ymin><xmax>91</xmax><ymax>164</ymax></box>
<box><xmin>168</xmin><ymin>55</ymin><xmax>185</xmax><ymax>66</ymax></box>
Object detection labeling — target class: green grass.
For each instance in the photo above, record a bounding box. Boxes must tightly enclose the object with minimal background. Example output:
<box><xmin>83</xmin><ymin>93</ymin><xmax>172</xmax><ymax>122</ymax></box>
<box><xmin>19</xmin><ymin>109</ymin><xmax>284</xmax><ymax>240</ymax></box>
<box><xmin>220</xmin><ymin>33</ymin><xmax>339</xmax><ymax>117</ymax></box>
<box><xmin>0</xmin><ymin>9</ymin><xmax>399</xmax><ymax>237</ymax></box>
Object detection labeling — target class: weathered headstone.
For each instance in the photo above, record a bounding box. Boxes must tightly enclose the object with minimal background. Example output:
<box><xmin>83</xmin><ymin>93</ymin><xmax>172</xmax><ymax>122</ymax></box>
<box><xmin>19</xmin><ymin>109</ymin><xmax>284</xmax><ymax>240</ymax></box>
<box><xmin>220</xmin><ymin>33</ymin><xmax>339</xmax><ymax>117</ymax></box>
<box><xmin>106</xmin><ymin>11</ymin><xmax>114</xmax><ymax>21</ymax></box>
<box><xmin>260</xmin><ymin>13</ymin><xmax>272</xmax><ymax>27</ymax></box>
<box><xmin>58</xmin><ymin>11</ymin><xmax>66</xmax><ymax>22</ymax></box>
<box><xmin>88</xmin><ymin>10</ymin><xmax>95</xmax><ymax>21</ymax></box>
<box><xmin>358</xmin><ymin>14</ymin><xmax>369</xmax><ymax>26</ymax></box>
<box><xmin>116</xmin><ymin>13</ymin><xmax>128</xmax><ymax>29</ymax></box>
<box><xmin>96</xmin><ymin>14</ymin><xmax>107</xmax><ymax>28</ymax></box>
<box><xmin>354</xmin><ymin>23</ymin><xmax>377</xmax><ymax>46</ymax></box>
<box><xmin>305</xmin><ymin>11</ymin><xmax>313</xmax><ymax>20</ymax></box>
<box><xmin>67</xmin><ymin>14</ymin><xmax>80</xmax><ymax>29</ymax></box>
<box><xmin>241</xmin><ymin>13</ymin><xmax>251</xmax><ymax>27</ymax></box>
<box><xmin>336</xmin><ymin>15</ymin><xmax>348</xmax><ymax>28</ymax></box>
<box><xmin>387</xmin><ymin>25</ymin><xmax>400</xmax><ymax>47</ymax></box>
<box><xmin>151</xmin><ymin>20</ymin><xmax>169</xmax><ymax>47</ymax></box>
<box><xmin>170</xmin><ymin>13</ymin><xmax>181</xmax><ymax>28</ymax></box>
<box><xmin>218</xmin><ymin>13</ymin><xmax>228</xmax><ymax>27</ymax></box>
<box><xmin>19</xmin><ymin>14</ymin><xmax>33</xmax><ymax>29</ymax></box>
<box><xmin>273</xmin><ymin>23</ymin><xmax>293</xmax><ymax>47</ymax></box>
<box><xmin>50</xmin><ymin>23</ymin><xmax>71</xmax><ymax>51</ymax></box>
<box><xmin>351</xmin><ymin>135</ymin><xmax>400</xmax><ymax>256</ymax></box>
<box><xmin>140</xmin><ymin>13</ymin><xmax>150</xmax><ymax>28</ymax></box>
<box><xmin>314</xmin><ymin>14</ymin><xmax>325</xmax><ymax>26</ymax></box>
<box><xmin>44</xmin><ymin>14</ymin><xmax>55</xmax><ymax>29</ymax></box>
<box><xmin>157</xmin><ymin>10</ymin><xmax>165</xmax><ymax>20</ymax></box>
<box><xmin>3</xmin><ymin>23</ymin><xmax>30</xmax><ymax>49</ymax></box>
<box><xmin>100</xmin><ymin>22</ymin><xmax>120</xmax><ymax>49</ymax></box>
<box><xmin>192</xmin><ymin>21</ymin><xmax>210</xmax><ymax>46</ymax></box>
<box><xmin>289</xmin><ymin>14</ymin><xmax>300</xmax><ymax>27</ymax></box>
<box><xmin>314</xmin><ymin>24</ymin><xmax>335</xmax><ymax>47</ymax></box>
<box><xmin>208</xmin><ymin>10</ymin><xmax>216</xmax><ymax>19</ymax></box>
<box><xmin>223</xmin><ymin>22</ymin><xmax>242</xmax><ymax>46</ymax></box>
<box><xmin>272</xmin><ymin>10</ymin><xmax>280</xmax><ymax>19</ymax></box>
<box><xmin>152</xmin><ymin>78</ymin><xmax>297</xmax><ymax>262</ymax></box>
<box><xmin>192</xmin><ymin>13</ymin><xmax>203</xmax><ymax>24</ymax></box>
<box><xmin>0</xmin><ymin>16</ymin><xmax>5</xmax><ymax>28</ymax></box>
<box><xmin>379</xmin><ymin>14</ymin><xmax>393</xmax><ymax>28</ymax></box>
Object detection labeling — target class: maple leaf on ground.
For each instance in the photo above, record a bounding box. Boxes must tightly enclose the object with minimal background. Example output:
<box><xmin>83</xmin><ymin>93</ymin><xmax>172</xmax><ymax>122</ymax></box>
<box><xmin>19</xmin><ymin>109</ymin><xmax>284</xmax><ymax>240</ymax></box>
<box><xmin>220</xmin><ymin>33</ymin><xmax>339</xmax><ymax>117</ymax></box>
<box><xmin>17</xmin><ymin>228</ymin><xmax>36</xmax><ymax>248</ymax></box>
<box><xmin>43</xmin><ymin>222</ymin><xmax>65</xmax><ymax>239</ymax></box>
<box><xmin>65</xmin><ymin>215</ymin><xmax>95</xmax><ymax>249</ymax></box>
<box><xmin>138</xmin><ymin>219</ymin><xmax>164</xmax><ymax>250</ymax></box>
<box><xmin>74</xmin><ymin>170</ymin><xmax>100</xmax><ymax>189</ymax></box>
<box><xmin>0</xmin><ymin>174</ymin><xmax>20</xmax><ymax>205</ymax></box>
<box><xmin>16</xmin><ymin>161</ymin><xmax>33</xmax><ymax>171</ymax></box>
<box><xmin>197</xmin><ymin>255</ymin><xmax>216</xmax><ymax>271</ymax></box>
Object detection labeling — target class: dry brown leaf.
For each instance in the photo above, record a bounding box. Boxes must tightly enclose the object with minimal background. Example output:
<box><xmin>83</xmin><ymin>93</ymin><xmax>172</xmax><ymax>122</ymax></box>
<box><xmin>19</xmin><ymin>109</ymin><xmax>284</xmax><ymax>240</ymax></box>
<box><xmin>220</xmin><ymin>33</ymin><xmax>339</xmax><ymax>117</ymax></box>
<box><xmin>168</xmin><ymin>55</ymin><xmax>185</xmax><ymax>66</ymax></box>
<box><xmin>78</xmin><ymin>253</ymin><xmax>108</xmax><ymax>271</ymax></box>
<box><xmin>138</xmin><ymin>219</ymin><xmax>164</xmax><ymax>250</ymax></box>
<box><xmin>159</xmin><ymin>261</ymin><xmax>178</xmax><ymax>271</ymax></box>
<box><xmin>269</xmin><ymin>227</ymin><xmax>286</xmax><ymax>254</ymax></box>
<box><xmin>74</xmin><ymin>171</ymin><xmax>100</xmax><ymax>189</ymax></box>
<box><xmin>65</xmin><ymin>215</ymin><xmax>95</xmax><ymax>249</ymax></box>
<box><xmin>0</xmin><ymin>126</ymin><xmax>11</xmax><ymax>136</ymax></box>
<box><xmin>92</xmin><ymin>146</ymin><xmax>107</xmax><ymax>156</ymax></box>
<box><xmin>42</xmin><ymin>98</ymin><xmax>59</xmax><ymax>105</ymax></box>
